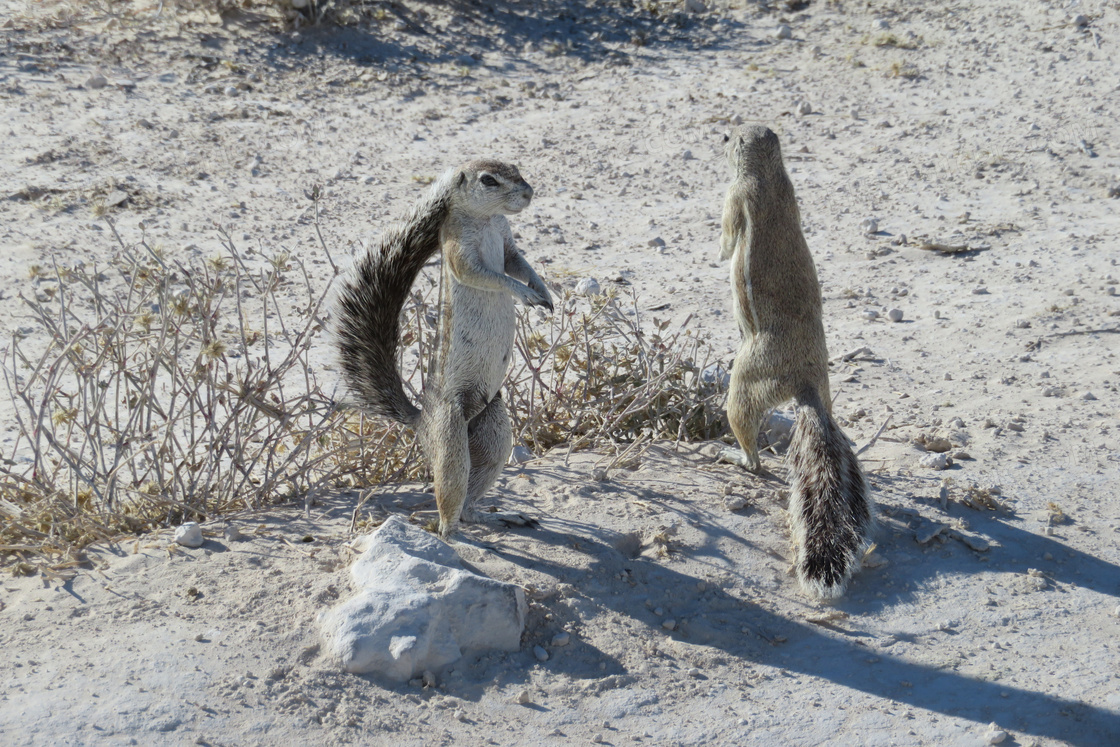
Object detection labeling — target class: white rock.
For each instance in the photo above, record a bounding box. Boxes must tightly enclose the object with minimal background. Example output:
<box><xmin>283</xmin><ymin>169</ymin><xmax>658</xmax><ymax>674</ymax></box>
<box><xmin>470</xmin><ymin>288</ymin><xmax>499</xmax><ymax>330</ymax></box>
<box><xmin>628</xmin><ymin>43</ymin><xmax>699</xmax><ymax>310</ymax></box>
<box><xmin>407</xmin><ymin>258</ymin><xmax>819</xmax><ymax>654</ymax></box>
<box><xmin>224</xmin><ymin>85</ymin><xmax>239</xmax><ymax>97</ymax></box>
<box><xmin>862</xmin><ymin>309</ymin><xmax>880</xmax><ymax>321</ymax></box>
<box><xmin>661</xmin><ymin>618</ymin><xmax>677</xmax><ymax>631</ymax></box>
<box><xmin>730</xmin><ymin>113</ymin><xmax>743</xmax><ymax>126</ymax></box>
<box><xmin>514</xmin><ymin>689</ymin><xmax>531</xmax><ymax>704</ymax></box>
<box><xmin>648</xmin><ymin>237</ymin><xmax>666</xmax><ymax>248</ymax></box>
<box><xmin>533</xmin><ymin>645</ymin><xmax>549</xmax><ymax>662</ymax></box>
<box><xmin>887</xmin><ymin>308</ymin><xmax>904</xmax><ymax>323</ymax></box>
<box><xmin>700</xmin><ymin>363</ymin><xmax>730</xmax><ymax>388</ymax></box>
<box><xmin>551</xmin><ymin>631</ymin><xmax>571</xmax><ymax>647</ymax></box>
<box><xmin>509</xmin><ymin>445</ymin><xmax>533</xmax><ymax>465</ymax></box>
<box><xmin>1071</xmin><ymin>14</ymin><xmax>1089</xmax><ymax>28</ymax></box>
<box><xmin>986</xmin><ymin>727</ymin><xmax>1008</xmax><ymax>744</ymax></box>
<box><xmin>318</xmin><ymin>516</ymin><xmax>527</xmax><ymax>680</ymax></box>
<box><xmin>85</xmin><ymin>72</ymin><xmax>108</xmax><ymax>89</ymax></box>
<box><xmin>174</xmin><ymin>522</ymin><xmax>204</xmax><ymax>547</ymax></box>
<box><xmin>795</xmin><ymin>101</ymin><xmax>812</xmax><ymax>116</ymax></box>
<box><xmin>860</xmin><ymin>217</ymin><xmax>879</xmax><ymax>234</ymax></box>
<box><xmin>291</xmin><ymin>0</ymin><xmax>308</xmax><ymax>8</ymax></box>
<box><xmin>222</xmin><ymin>524</ymin><xmax>245</xmax><ymax>542</ymax></box>
<box><xmin>575</xmin><ymin>277</ymin><xmax>601</xmax><ymax>296</ymax></box>
<box><xmin>871</xmin><ymin>19</ymin><xmax>890</xmax><ymax>31</ymax></box>
<box><xmin>683</xmin><ymin>0</ymin><xmax>707</xmax><ymax>13</ymax></box>
<box><xmin>773</xmin><ymin>24</ymin><xmax>792</xmax><ymax>40</ymax></box>
<box><xmin>919</xmin><ymin>453</ymin><xmax>953</xmax><ymax>471</ymax></box>
<box><xmin>1078</xmin><ymin>391</ymin><xmax>1097</xmax><ymax>401</ymax></box>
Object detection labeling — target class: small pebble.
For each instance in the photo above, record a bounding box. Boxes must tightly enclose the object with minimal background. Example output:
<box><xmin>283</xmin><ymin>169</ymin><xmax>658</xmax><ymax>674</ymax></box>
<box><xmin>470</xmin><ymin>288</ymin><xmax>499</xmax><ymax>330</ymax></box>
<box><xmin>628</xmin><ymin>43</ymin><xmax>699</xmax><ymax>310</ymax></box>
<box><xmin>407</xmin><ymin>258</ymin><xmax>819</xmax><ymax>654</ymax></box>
<box><xmin>224</xmin><ymin>85</ymin><xmax>239</xmax><ymax>97</ymax></box>
<box><xmin>986</xmin><ymin>726</ymin><xmax>1008</xmax><ymax>744</ymax></box>
<box><xmin>919</xmin><ymin>453</ymin><xmax>952</xmax><ymax>471</ymax></box>
<box><xmin>533</xmin><ymin>645</ymin><xmax>549</xmax><ymax>662</ymax></box>
<box><xmin>514</xmin><ymin>689</ymin><xmax>531</xmax><ymax>704</ymax></box>
<box><xmin>1071</xmin><ymin>14</ymin><xmax>1089</xmax><ymax>27</ymax></box>
<box><xmin>509</xmin><ymin>445</ymin><xmax>533</xmax><ymax>465</ymax></box>
<box><xmin>862</xmin><ymin>309</ymin><xmax>879</xmax><ymax>321</ymax></box>
<box><xmin>773</xmin><ymin>24</ymin><xmax>792</xmax><ymax>40</ymax></box>
<box><xmin>421</xmin><ymin>670</ymin><xmax>437</xmax><ymax>688</ymax></box>
<box><xmin>682</xmin><ymin>149</ymin><xmax>694</xmax><ymax>160</ymax></box>
<box><xmin>648</xmin><ymin>237</ymin><xmax>666</xmax><ymax>248</ymax></box>
<box><xmin>730</xmin><ymin>113</ymin><xmax>743</xmax><ymax>125</ymax></box>
<box><xmin>575</xmin><ymin>277</ymin><xmax>601</xmax><ymax>296</ymax></box>
<box><xmin>871</xmin><ymin>19</ymin><xmax>890</xmax><ymax>31</ymax></box>
<box><xmin>933</xmin><ymin>309</ymin><xmax>942</xmax><ymax>319</ymax></box>
<box><xmin>687</xmin><ymin>667</ymin><xmax>702</xmax><ymax>678</ymax></box>
<box><xmin>849</xmin><ymin>107</ymin><xmax>860</xmax><ymax>119</ymax></box>
<box><xmin>795</xmin><ymin>101</ymin><xmax>812</xmax><ymax>116</ymax></box>
<box><xmin>551</xmin><ymin>632</ymin><xmax>571</xmax><ymax>647</ymax></box>
<box><xmin>1113</xmin><ymin>604</ymin><xmax>1120</xmax><ymax>618</ymax></box>
<box><xmin>860</xmin><ymin>217</ymin><xmax>879</xmax><ymax>234</ymax></box>
<box><xmin>223</xmin><ymin>525</ymin><xmax>244</xmax><ymax>542</ymax></box>
<box><xmin>592</xmin><ymin>735</ymin><xmax>605</xmax><ymax>745</ymax></box>
<box><xmin>701</xmin><ymin>363</ymin><xmax>730</xmax><ymax>387</ymax></box>
<box><xmin>887</xmin><ymin>308</ymin><xmax>904</xmax><ymax>323</ymax></box>
<box><xmin>1078</xmin><ymin>391</ymin><xmax>1097</xmax><ymax>401</ymax></box>
<box><xmin>85</xmin><ymin>72</ymin><xmax>108</xmax><ymax>89</ymax></box>
<box><xmin>174</xmin><ymin>522</ymin><xmax>204</xmax><ymax>548</ymax></box>
<box><xmin>662</xmin><ymin>618</ymin><xmax>677</xmax><ymax>631</ymax></box>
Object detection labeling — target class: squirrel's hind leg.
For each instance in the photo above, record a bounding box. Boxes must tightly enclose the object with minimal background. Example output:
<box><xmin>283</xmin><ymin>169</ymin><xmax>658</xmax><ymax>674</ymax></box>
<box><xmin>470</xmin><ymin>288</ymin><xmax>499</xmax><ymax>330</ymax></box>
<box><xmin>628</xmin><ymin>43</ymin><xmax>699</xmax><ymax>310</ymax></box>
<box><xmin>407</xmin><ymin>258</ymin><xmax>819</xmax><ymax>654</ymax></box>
<box><xmin>723</xmin><ymin>348</ymin><xmax>779</xmax><ymax>472</ymax></box>
<box><xmin>420</xmin><ymin>402</ymin><xmax>471</xmax><ymax>538</ymax></box>
<box><xmin>460</xmin><ymin>394</ymin><xmax>538</xmax><ymax>529</ymax></box>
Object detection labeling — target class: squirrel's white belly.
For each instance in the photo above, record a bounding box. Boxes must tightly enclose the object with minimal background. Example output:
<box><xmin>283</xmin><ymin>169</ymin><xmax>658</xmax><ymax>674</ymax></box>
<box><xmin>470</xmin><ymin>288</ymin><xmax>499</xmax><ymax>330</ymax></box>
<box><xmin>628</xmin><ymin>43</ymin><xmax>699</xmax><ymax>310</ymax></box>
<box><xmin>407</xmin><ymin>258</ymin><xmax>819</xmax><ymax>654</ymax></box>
<box><xmin>445</xmin><ymin>220</ymin><xmax>516</xmax><ymax>400</ymax></box>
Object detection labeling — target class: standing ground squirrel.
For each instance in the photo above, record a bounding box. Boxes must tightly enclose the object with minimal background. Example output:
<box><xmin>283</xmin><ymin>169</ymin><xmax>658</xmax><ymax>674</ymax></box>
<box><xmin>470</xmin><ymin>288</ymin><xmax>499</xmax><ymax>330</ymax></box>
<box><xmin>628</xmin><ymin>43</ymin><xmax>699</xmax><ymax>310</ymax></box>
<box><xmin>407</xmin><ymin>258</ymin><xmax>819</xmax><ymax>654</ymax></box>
<box><xmin>719</xmin><ymin>125</ymin><xmax>873</xmax><ymax>599</ymax></box>
<box><xmin>332</xmin><ymin>160</ymin><xmax>553</xmax><ymax>537</ymax></box>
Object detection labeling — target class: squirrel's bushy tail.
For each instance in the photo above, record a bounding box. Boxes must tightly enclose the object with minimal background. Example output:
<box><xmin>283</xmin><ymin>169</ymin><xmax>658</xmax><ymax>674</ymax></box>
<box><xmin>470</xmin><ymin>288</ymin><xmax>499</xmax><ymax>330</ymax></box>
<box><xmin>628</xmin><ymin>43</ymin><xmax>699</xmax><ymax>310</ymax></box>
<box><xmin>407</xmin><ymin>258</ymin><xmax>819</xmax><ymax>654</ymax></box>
<box><xmin>333</xmin><ymin>171</ymin><xmax>457</xmax><ymax>426</ymax></box>
<box><xmin>787</xmin><ymin>386</ymin><xmax>872</xmax><ymax>600</ymax></box>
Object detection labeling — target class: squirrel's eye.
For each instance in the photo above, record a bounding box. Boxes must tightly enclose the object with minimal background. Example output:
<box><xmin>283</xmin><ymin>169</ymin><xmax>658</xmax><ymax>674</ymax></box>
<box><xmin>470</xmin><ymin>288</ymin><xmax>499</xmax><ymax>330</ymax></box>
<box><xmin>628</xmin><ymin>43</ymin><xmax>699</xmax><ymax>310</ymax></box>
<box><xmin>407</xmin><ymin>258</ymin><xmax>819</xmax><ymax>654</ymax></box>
<box><xmin>480</xmin><ymin>174</ymin><xmax>500</xmax><ymax>187</ymax></box>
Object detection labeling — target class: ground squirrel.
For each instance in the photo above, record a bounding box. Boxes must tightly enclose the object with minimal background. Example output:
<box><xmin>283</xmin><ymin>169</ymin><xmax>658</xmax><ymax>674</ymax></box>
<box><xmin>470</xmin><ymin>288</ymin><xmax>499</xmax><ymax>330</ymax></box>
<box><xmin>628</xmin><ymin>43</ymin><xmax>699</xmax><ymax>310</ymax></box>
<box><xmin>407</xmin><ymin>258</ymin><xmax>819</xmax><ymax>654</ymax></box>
<box><xmin>332</xmin><ymin>160</ymin><xmax>553</xmax><ymax>537</ymax></box>
<box><xmin>719</xmin><ymin>125</ymin><xmax>872</xmax><ymax>599</ymax></box>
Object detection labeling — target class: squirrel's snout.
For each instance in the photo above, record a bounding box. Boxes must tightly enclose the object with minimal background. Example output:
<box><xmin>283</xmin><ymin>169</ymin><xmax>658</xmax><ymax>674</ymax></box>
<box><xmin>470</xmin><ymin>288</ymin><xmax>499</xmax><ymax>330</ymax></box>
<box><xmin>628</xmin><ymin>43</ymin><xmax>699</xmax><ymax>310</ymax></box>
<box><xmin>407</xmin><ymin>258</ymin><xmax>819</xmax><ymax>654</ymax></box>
<box><xmin>521</xmin><ymin>183</ymin><xmax>534</xmax><ymax>202</ymax></box>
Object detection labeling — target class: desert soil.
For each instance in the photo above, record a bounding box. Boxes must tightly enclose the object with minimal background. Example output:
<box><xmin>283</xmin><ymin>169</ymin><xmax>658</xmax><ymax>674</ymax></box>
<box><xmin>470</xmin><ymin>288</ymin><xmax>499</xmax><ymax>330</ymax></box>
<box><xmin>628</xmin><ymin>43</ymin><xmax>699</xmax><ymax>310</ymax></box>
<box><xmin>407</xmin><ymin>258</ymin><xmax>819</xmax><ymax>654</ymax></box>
<box><xmin>1</xmin><ymin>0</ymin><xmax>1119</xmax><ymax>745</ymax></box>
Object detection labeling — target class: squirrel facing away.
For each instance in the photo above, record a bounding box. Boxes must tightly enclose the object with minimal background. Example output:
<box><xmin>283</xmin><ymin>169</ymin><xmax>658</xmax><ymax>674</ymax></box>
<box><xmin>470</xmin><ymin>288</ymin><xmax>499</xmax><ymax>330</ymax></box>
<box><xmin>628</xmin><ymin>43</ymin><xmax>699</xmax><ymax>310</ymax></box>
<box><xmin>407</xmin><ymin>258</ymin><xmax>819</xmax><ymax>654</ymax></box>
<box><xmin>332</xmin><ymin>160</ymin><xmax>553</xmax><ymax>537</ymax></box>
<box><xmin>719</xmin><ymin>125</ymin><xmax>873</xmax><ymax>599</ymax></box>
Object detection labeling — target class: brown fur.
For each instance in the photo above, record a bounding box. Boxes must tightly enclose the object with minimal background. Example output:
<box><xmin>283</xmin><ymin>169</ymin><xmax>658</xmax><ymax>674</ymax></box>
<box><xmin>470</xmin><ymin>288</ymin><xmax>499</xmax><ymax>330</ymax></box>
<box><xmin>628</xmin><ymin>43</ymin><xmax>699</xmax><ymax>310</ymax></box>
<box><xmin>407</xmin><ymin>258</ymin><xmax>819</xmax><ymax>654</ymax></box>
<box><xmin>720</xmin><ymin>126</ymin><xmax>872</xmax><ymax>599</ymax></box>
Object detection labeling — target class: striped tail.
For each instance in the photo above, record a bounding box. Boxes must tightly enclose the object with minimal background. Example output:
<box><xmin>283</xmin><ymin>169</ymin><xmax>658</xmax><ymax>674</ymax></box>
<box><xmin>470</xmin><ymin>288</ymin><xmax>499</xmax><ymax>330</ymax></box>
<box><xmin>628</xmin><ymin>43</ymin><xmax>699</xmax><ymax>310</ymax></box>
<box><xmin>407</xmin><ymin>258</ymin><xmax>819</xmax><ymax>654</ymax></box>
<box><xmin>332</xmin><ymin>170</ymin><xmax>457</xmax><ymax>426</ymax></box>
<box><xmin>787</xmin><ymin>386</ymin><xmax>873</xmax><ymax>599</ymax></box>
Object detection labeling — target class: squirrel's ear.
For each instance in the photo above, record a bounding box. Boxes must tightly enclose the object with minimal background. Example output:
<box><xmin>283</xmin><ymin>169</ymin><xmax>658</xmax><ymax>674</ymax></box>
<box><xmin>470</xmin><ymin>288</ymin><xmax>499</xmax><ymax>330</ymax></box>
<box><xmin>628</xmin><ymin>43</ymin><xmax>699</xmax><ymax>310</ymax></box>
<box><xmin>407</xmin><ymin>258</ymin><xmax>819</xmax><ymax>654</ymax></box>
<box><xmin>456</xmin><ymin>172</ymin><xmax>467</xmax><ymax>188</ymax></box>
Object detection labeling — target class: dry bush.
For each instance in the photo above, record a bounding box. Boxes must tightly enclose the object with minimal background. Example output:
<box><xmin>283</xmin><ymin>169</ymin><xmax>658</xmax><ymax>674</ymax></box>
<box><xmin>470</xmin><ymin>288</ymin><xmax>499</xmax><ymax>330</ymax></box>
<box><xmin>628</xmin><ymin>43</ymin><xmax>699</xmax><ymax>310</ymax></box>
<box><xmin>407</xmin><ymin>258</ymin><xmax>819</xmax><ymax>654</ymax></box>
<box><xmin>1</xmin><ymin>225</ymin><xmax>728</xmax><ymax>569</ymax></box>
<box><xmin>0</xmin><ymin>223</ymin><xmax>388</xmax><ymax>568</ymax></box>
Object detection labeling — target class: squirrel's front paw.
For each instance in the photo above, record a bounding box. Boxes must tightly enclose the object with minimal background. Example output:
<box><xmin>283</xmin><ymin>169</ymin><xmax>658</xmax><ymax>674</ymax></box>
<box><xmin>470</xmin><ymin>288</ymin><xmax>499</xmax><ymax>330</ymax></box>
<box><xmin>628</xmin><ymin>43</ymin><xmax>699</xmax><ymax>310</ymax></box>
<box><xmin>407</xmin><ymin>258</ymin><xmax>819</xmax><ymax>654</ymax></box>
<box><xmin>517</xmin><ymin>285</ymin><xmax>553</xmax><ymax>311</ymax></box>
<box><xmin>530</xmin><ymin>283</ymin><xmax>555</xmax><ymax>313</ymax></box>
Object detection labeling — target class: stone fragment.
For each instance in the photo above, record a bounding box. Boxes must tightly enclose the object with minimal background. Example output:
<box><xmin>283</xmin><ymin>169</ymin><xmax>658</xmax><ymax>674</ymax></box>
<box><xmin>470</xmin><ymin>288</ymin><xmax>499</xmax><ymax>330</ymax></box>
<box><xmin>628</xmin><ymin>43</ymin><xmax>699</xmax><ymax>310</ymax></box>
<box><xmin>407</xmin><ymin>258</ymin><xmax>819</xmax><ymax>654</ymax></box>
<box><xmin>174</xmin><ymin>522</ymin><xmax>204</xmax><ymax>547</ymax></box>
<box><xmin>318</xmin><ymin>516</ymin><xmax>527</xmax><ymax>680</ymax></box>
<box><xmin>575</xmin><ymin>277</ymin><xmax>601</xmax><ymax>296</ymax></box>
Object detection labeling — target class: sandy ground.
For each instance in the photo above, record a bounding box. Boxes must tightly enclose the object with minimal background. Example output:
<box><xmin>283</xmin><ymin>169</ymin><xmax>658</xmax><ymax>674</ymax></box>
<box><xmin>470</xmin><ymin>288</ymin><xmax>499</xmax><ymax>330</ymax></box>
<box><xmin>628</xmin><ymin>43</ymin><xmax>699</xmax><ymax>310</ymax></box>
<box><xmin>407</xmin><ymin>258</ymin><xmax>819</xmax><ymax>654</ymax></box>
<box><xmin>2</xmin><ymin>0</ymin><xmax>1119</xmax><ymax>744</ymax></box>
